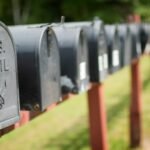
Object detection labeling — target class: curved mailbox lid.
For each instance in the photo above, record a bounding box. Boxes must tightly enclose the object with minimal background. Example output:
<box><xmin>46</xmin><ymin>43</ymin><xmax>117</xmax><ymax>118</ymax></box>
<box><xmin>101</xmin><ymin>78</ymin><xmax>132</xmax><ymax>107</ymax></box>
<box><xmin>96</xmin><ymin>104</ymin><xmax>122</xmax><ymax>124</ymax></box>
<box><xmin>128</xmin><ymin>24</ymin><xmax>142</xmax><ymax>60</ymax></box>
<box><xmin>52</xmin><ymin>25</ymin><xmax>89</xmax><ymax>94</ymax></box>
<box><xmin>104</xmin><ymin>25</ymin><xmax>121</xmax><ymax>74</ymax></box>
<box><xmin>0</xmin><ymin>22</ymin><xmax>20</xmax><ymax>129</ymax></box>
<box><xmin>9</xmin><ymin>25</ymin><xmax>61</xmax><ymax>111</ymax></box>
<box><xmin>65</xmin><ymin>19</ymin><xmax>108</xmax><ymax>83</ymax></box>
<box><xmin>118</xmin><ymin>24</ymin><xmax>132</xmax><ymax>67</ymax></box>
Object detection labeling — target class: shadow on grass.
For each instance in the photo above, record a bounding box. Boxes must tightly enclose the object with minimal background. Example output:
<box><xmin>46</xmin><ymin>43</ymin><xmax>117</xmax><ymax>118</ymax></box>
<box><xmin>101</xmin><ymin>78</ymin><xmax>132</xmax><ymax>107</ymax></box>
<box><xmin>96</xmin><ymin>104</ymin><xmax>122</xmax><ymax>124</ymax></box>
<box><xmin>43</xmin><ymin>94</ymin><xmax>130</xmax><ymax>150</ymax></box>
<box><xmin>107</xmin><ymin>94</ymin><xmax>130</xmax><ymax>129</ymax></box>
<box><xmin>44</xmin><ymin>116</ymin><xmax>90</xmax><ymax>150</ymax></box>
<box><xmin>142</xmin><ymin>57</ymin><xmax>150</xmax><ymax>90</ymax></box>
<box><xmin>143</xmin><ymin>73</ymin><xmax>150</xmax><ymax>90</ymax></box>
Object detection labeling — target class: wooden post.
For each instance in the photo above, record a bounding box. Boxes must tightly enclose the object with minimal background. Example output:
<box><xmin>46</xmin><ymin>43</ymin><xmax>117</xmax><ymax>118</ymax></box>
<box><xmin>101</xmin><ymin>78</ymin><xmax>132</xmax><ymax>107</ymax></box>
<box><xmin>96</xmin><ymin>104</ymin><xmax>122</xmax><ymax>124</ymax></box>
<box><xmin>128</xmin><ymin>14</ymin><xmax>142</xmax><ymax>148</ymax></box>
<box><xmin>87</xmin><ymin>83</ymin><xmax>108</xmax><ymax>150</ymax></box>
<box><xmin>18</xmin><ymin>111</ymin><xmax>30</xmax><ymax>126</ymax></box>
<box><xmin>130</xmin><ymin>59</ymin><xmax>142</xmax><ymax>148</ymax></box>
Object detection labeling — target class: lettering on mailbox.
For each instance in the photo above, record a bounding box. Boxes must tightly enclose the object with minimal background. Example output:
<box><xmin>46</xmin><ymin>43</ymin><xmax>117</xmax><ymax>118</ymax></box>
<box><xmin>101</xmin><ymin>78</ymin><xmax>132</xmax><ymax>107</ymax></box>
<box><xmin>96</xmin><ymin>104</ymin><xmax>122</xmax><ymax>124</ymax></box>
<box><xmin>0</xmin><ymin>40</ymin><xmax>9</xmax><ymax>109</ymax></box>
<box><xmin>0</xmin><ymin>95</ymin><xmax>4</xmax><ymax>109</ymax></box>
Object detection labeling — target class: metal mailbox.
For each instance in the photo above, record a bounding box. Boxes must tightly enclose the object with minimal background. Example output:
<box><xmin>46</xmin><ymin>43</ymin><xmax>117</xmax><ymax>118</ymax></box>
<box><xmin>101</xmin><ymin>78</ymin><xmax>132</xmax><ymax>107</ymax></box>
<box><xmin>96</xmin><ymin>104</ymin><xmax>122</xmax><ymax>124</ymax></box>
<box><xmin>118</xmin><ymin>24</ymin><xmax>132</xmax><ymax>67</ymax></box>
<box><xmin>52</xmin><ymin>25</ymin><xmax>89</xmax><ymax>94</ymax></box>
<box><xmin>64</xmin><ymin>19</ymin><xmax>108</xmax><ymax>83</ymax></box>
<box><xmin>128</xmin><ymin>24</ymin><xmax>142</xmax><ymax>60</ymax></box>
<box><xmin>0</xmin><ymin>22</ymin><xmax>19</xmax><ymax>129</ymax></box>
<box><xmin>9</xmin><ymin>25</ymin><xmax>61</xmax><ymax>111</ymax></box>
<box><xmin>104</xmin><ymin>25</ymin><xmax>121</xmax><ymax>73</ymax></box>
<box><xmin>139</xmin><ymin>24</ymin><xmax>149</xmax><ymax>54</ymax></box>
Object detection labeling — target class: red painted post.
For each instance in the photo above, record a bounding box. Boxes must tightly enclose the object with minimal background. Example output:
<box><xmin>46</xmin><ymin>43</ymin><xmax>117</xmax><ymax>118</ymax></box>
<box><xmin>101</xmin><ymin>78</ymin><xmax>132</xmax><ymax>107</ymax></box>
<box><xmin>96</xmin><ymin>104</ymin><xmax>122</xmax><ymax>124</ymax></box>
<box><xmin>13</xmin><ymin>111</ymin><xmax>30</xmax><ymax>128</ymax></box>
<box><xmin>130</xmin><ymin>59</ymin><xmax>142</xmax><ymax>148</ymax></box>
<box><xmin>128</xmin><ymin>14</ymin><xmax>142</xmax><ymax>148</ymax></box>
<box><xmin>87</xmin><ymin>83</ymin><xmax>108</xmax><ymax>150</ymax></box>
<box><xmin>19</xmin><ymin>111</ymin><xmax>30</xmax><ymax>126</ymax></box>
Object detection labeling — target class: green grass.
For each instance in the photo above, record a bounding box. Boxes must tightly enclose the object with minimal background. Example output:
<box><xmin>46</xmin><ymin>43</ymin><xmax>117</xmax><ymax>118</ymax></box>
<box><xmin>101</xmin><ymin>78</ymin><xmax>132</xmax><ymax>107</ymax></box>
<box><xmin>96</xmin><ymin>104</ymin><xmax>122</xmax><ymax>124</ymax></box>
<box><xmin>0</xmin><ymin>56</ymin><xmax>149</xmax><ymax>150</ymax></box>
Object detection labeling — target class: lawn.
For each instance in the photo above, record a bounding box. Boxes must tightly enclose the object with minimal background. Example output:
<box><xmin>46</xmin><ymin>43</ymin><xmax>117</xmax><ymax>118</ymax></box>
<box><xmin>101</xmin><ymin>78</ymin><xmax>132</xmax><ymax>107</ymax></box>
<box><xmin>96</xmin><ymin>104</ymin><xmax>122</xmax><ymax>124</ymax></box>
<box><xmin>0</xmin><ymin>56</ymin><xmax>149</xmax><ymax>150</ymax></box>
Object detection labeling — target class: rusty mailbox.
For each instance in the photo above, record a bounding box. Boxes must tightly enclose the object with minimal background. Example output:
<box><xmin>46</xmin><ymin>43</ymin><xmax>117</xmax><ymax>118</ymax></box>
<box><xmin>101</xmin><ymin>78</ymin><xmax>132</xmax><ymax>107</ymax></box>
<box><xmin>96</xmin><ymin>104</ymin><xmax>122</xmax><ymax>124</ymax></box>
<box><xmin>104</xmin><ymin>25</ymin><xmax>121</xmax><ymax>73</ymax></box>
<box><xmin>0</xmin><ymin>22</ymin><xmax>20</xmax><ymax>129</ymax></box>
<box><xmin>9</xmin><ymin>25</ymin><xmax>61</xmax><ymax>111</ymax></box>
<box><xmin>64</xmin><ymin>19</ymin><xmax>108</xmax><ymax>83</ymax></box>
<box><xmin>51</xmin><ymin>24</ymin><xmax>89</xmax><ymax>94</ymax></box>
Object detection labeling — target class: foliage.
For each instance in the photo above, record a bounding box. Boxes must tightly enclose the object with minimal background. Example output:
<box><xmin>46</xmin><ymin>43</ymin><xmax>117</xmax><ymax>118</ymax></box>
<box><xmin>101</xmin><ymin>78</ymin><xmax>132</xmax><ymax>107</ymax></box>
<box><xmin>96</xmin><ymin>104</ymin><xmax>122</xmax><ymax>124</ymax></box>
<box><xmin>0</xmin><ymin>0</ymin><xmax>150</xmax><ymax>25</ymax></box>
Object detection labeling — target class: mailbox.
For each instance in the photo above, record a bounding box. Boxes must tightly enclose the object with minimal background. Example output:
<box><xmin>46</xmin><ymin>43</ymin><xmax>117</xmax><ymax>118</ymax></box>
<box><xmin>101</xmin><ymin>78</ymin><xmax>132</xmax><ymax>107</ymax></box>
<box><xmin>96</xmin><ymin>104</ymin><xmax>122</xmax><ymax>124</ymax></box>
<box><xmin>118</xmin><ymin>24</ymin><xmax>132</xmax><ymax>67</ymax></box>
<box><xmin>9</xmin><ymin>25</ymin><xmax>61</xmax><ymax>111</ymax></box>
<box><xmin>128</xmin><ymin>24</ymin><xmax>142</xmax><ymax>60</ymax></box>
<box><xmin>104</xmin><ymin>25</ymin><xmax>121</xmax><ymax>73</ymax></box>
<box><xmin>64</xmin><ymin>19</ymin><xmax>108</xmax><ymax>83</ymax></box>
<box><xmin>139</xmin><ymin>24</ymin><xmax>149</xmax><ymax>54</ymax></box>
<box><xmin>0</xmin><ymin>22</ymin><xmax>19</xmax><ymax>129</ymax></box>
<box><xmin>51</xmin><ymin>25</ymin><xmax>89</xmax><ymax>94</ymax></box>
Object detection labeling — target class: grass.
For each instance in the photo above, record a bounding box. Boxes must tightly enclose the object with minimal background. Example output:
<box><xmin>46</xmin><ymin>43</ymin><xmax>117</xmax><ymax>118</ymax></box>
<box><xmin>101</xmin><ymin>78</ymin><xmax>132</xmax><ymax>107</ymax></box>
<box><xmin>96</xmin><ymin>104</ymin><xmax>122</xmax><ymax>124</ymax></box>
<box><xmin>0</xmin><ymin>56</ymin><xmax>149</xmax><ymax>150</ymax></box>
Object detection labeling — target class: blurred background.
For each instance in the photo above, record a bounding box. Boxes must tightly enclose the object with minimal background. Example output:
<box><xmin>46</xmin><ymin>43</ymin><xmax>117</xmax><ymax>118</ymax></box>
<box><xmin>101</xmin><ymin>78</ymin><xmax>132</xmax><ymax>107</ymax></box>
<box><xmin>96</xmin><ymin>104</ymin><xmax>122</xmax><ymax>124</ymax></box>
<box><xmin>1</xmin><ymin>0</ymin><xmax>150</xmax><ymax>25</ymax></box>
<box><xmin>0</xmin><ymin>0</ymin><xmax>150</xmax><ymax>150</ymax></box>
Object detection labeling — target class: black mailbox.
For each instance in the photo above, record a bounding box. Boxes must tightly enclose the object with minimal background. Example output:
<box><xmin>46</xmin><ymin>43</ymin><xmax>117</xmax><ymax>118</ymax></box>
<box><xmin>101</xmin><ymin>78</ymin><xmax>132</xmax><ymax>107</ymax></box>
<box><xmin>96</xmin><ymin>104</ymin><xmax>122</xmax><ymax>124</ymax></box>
<box><xmin>51</xmin><ymin>25</ymin><xmax>89</xmax><ymax>94</ymax></box>
<box><xmin>64</xmin><ymin>19</ymin><xmax>108</xmax><ymax>83</ymax></box>
<box><xmin>118</xmin><ymin>24</ymin><xmax>132</xmax><ymax>67</ymax></box>
<box><xmin>104</xmin><ymin>25</ymin><xmax>121</xmax><ymax>73</ymax></box>
<box><xmin>128</xmin><ymin>24</ymin><xmax>142</xmax><ymax>60</ymax></box>
<box><xmin>9</xmin><ymin>25</ymin><xmax>61</xmax><ymax>111</ymax></box>
<box><xmin>0</xmin><ymin>22</ymin><xmax>19</xmax><ymax>129</ymax></box>
<box><xmin>139</xmin><ymin>24</ymin><xmax>149</xmax><ymax>54</ymax></box>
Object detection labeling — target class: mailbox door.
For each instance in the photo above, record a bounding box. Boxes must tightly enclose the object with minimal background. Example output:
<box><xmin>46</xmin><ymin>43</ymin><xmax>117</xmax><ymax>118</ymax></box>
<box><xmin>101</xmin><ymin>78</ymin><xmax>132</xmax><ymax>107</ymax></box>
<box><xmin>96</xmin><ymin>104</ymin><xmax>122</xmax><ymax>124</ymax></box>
<box><xmin>0</xmin><ymin>22</ymin><xmax>19</xmax><ymax>129</ymax></box>
<box><xmin>143</xmin><ymin>24</ymin><xmax>150</xmax><ymax>54</ymax></box>
<box><xmin>10</xmin><ymin>26</ymin><xmax>61</xmax><ymax>111</ymax></box>
<box><xmin>129</xmin><ymin>24</ymin><xmax>142</xmax><ymax>60</ymax></box>
<box><xmin>124</xmin><ymin>26</ymin><xmax>132</xmax><ymax>65</ymax></box>
<box><xmin>64</xmin><ymin>21</ymin><xmax>96</xmax><ymax>83</ymax></box>
<box><xmin>65</xmin><ymin>20</ymin><xmax>108</xmax><ymax>83</ymax></box>
<box><xmin>39</xmin><ymin>28</ymin><xmax>61</xmax><ymax>110</ymax></box>
<box><xmin>52</xmin><ymin>26</ymin><xmax>89</xmax><ymax>94</ymax></box>
<box><xmin>97</xmin><ymin>25</ymin><xmax>108</xmax><ymax>81</ymax></box>
<box><xmin>118</xmin><ymin>27</ymin><xmax>125</xmax><ymax>67</ymax></box>
<box><xmin>112</xmin><ymin>31</ymin><xmax>120</xmax><ymax>73</ymax></box>
<box><xmin>118</xmin><ymin>25</ymin><xmax>132</xmax><ymax>67</ymax></box>
<box><xmin>139</xmin><ymin>24</ymin><xmax>149</xmax><ymax>53</ymax></box>
<box><xmin>86</xmin><ymin>23</ymin><xmax>108</xmax><ymax>83</ymax></box>
<box><xmin>105</xmin><ymin>25</ymin><xmax>121</xmax><ymax>74</ymax></box>
<box><xmin>52</xmin><ymin>27</ymin><xmax>77</xmax><ymax>94</ymax></box>
<box><xmin>77</xmin><ymin>30</ymin><xmax>89</xmax><ymax>92</ymax></box>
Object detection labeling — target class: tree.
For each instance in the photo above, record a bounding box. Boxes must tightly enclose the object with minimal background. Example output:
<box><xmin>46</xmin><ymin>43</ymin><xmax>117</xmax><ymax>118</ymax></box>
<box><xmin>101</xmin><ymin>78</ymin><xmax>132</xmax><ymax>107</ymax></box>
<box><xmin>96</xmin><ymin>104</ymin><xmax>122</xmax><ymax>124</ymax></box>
<box><xmin>0</xmin><ymin>0</ymin><xmax>150</xmax><ymax>25</ymax></box>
